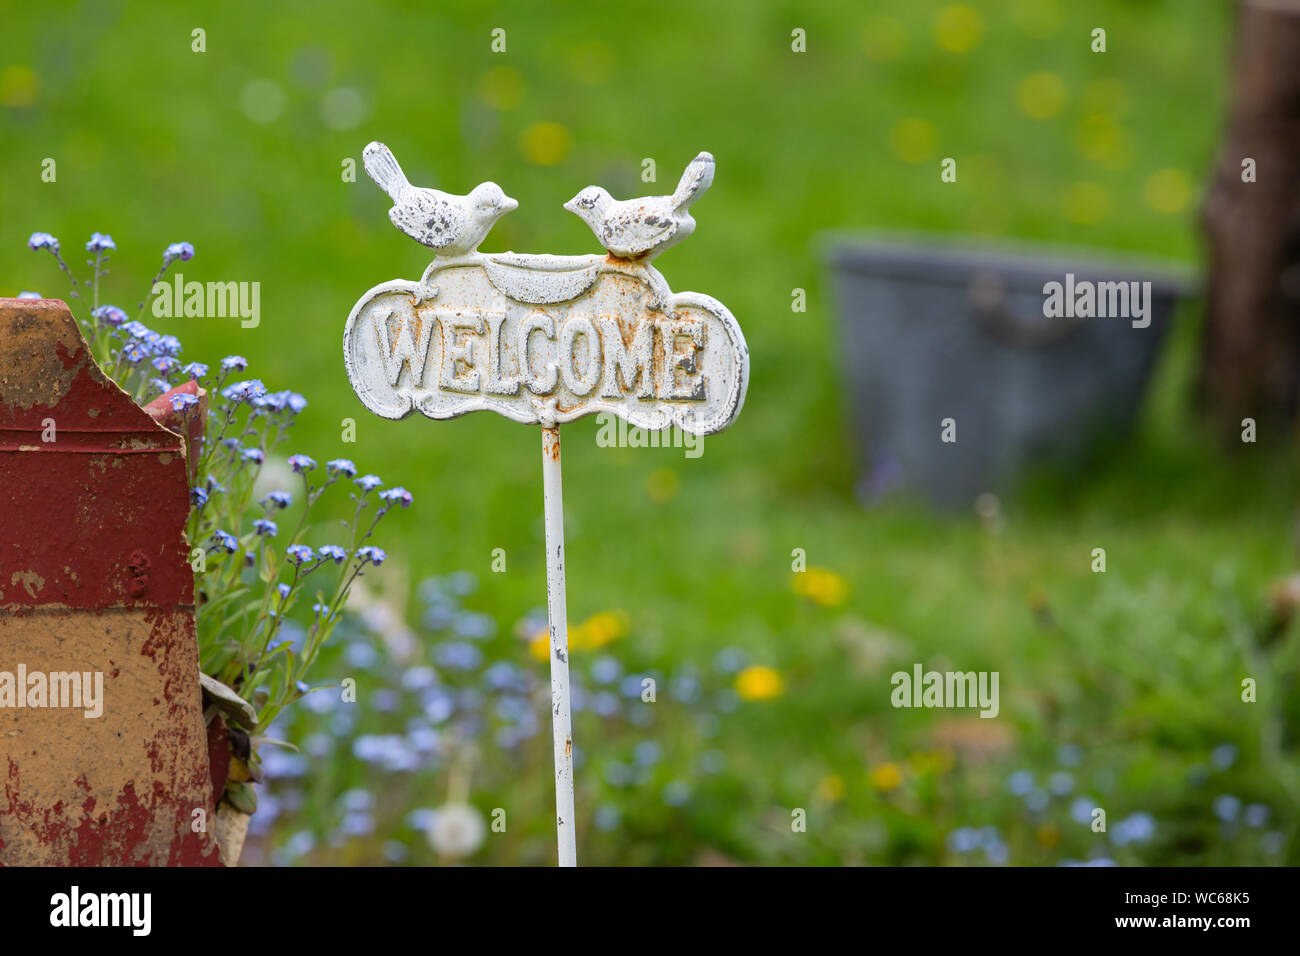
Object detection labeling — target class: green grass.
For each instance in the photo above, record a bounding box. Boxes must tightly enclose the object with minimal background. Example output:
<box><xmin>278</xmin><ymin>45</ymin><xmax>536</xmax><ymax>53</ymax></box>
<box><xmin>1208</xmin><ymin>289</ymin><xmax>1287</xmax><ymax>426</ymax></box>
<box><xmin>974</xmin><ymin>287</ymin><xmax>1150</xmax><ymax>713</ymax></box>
<box><xmin>5</xmin><ymin>0</ymin><xmax>1297</xmax><ymax>864</ymax></box>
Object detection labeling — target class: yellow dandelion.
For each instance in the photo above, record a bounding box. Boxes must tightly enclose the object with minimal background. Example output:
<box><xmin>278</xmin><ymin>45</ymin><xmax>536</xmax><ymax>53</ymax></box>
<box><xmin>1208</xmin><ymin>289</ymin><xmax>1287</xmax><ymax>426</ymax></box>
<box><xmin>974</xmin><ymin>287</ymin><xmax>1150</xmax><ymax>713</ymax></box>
<box><xmin>818</xmin><ymin>774</ymin><xmax>846</xmax><ymax>803</ymax></box>
<box><xmin>862</xmin><ymin>17</ymin><xmax>907</xmax><ymax>63</ymax></box>
<box><xmin>519</xmin><ymin>121</ymin><xmax>572</xmax><ymax>167</ymax></box>
<box><xmin>889</xmin><ymin>118</ymin><xmax>937</xmax><ymax>164</ymax></box>
<box><xmin>792</xmin><ymin>566</ymin><xmax>849</xmax><ymax>607</ymax></box>
<box><xmin>1015</xmin><ymin>72</ymin><xmax>1067</xmax><ymax>120</ymax></box>
<box><xmin>869</xmin><ymin>762</ymin><xmax>904</xmax><ymax>792</ymax></box>
<box><xmin>935</xmin><ymin>5</ymin><xmax>984</xmax><ymax>54</ymax></box>
<box><xmin>1072</xmin><ymin>113</ymin><xmax>1131</xmax><ymax>170</ymax></box>
<box><xmin>1143</xmin><ymin>168</ymin><xmax>1193</xmax><ymax>215</ymax></box>
<box><xmin>479</xmin><ymin>66</ymin><xmax>524</xmax><ymax>111</ymax></box>
<box><xmin>0</xmin><ymin>65</ymin><xmax>38</xmax><ymax>108</ymax></box>
<box><xmin>1035</xmin><ymin>822</ymin><xmax>1061</xmax><ymax>848</ymax></box>
<box><xmin>1061</xmin><ymin>181</ymin><xmax>1110</xmax><ymax>225</ymax></box>
<box><xmin>735</xmin><ymin>665</ymin><xmax>784</xmax><ymax>701</ymax></box>
<box><xmin>645</xmin><ymin>467</ymin><xmax>679</xmax><ymax>502</ymax></box>
<box><xmin>573</xmin><ymin>610</ymin><xmax>627</xmax><ymax>651</ymax></box>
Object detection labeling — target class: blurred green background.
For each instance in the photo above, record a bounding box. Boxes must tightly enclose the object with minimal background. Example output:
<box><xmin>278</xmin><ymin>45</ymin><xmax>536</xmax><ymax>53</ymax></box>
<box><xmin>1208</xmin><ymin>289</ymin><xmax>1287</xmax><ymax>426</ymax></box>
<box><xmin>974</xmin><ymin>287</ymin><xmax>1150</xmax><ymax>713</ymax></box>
<box><xmin>4</xmin><ymin>0</ymin><xmax>1297</xmax><ymax>865</ymax></box>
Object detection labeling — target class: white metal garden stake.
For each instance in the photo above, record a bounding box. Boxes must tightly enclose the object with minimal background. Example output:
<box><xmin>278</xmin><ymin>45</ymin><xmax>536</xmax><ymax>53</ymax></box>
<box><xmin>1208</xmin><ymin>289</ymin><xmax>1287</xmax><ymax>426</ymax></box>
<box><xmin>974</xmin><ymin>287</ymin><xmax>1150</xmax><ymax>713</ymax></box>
<box><xmin>540</xmin><ymin>425</ymin><xmax>576</xmax><ymax>865</ymax></box>
<box><xmin>344</xmin><ymin>142</ymin><xmax>749</xmax><ymax>866</ymax></box>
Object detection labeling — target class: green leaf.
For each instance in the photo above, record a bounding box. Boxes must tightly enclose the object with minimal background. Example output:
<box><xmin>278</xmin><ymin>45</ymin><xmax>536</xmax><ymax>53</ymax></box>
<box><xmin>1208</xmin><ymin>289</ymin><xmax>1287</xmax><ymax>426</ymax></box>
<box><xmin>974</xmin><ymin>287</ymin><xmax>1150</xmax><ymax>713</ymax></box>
<box><xmin>224</xmin><ymin>780</ymin><xmax>257</xmax><ymax>814</ymax></box>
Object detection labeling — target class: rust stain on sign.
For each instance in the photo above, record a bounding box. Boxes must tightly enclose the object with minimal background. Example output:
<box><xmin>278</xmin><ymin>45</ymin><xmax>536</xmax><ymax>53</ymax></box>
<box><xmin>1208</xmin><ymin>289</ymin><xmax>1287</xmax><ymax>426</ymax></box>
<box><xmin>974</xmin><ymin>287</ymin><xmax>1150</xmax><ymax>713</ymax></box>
<box><xmin>0</xmin><ymin>298</ymin><xmax>220</xmax><ymax>866</ymax></box>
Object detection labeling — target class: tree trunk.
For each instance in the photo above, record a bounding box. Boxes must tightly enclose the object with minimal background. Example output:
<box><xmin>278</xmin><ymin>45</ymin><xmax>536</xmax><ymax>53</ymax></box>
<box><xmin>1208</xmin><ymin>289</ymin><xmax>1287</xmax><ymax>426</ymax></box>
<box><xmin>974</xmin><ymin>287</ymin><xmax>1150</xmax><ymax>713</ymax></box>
<box><xmin>1200</xmin><ymin>0</ymin><xmax>1300</xmax><ymax>439</ymax></box>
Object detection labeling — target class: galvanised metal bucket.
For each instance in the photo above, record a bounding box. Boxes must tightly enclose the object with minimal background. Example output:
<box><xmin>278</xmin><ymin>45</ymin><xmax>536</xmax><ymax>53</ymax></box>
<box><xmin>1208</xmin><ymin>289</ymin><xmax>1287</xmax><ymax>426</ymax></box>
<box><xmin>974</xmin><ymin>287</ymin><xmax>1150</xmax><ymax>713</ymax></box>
<box><xmin>828</xmin><ymin>235</ymin><xmax>1197</xmax><ymax>508</ymax></box>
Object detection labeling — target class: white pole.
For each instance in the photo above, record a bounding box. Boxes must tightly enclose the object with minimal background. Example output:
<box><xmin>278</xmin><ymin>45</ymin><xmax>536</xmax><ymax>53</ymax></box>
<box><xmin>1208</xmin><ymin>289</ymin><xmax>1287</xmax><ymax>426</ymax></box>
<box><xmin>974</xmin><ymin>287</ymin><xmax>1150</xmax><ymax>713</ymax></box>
<box><xmin>541</xmin><ymin>425</ymin><xmax>577</xmax><ymax>866</ymax></box>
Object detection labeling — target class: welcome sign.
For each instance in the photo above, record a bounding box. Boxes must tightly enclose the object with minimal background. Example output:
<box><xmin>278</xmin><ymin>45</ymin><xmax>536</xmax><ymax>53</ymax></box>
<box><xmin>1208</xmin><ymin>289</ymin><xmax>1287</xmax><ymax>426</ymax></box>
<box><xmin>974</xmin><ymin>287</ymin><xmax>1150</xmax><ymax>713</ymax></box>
<box><xmin>343</xmin><ymin>143</ymin><xmax>748</xmax><ymax>866</ymax></box>
<box><xmin>344</xmin><ymin>254</ymin><xmax>747</xmax><ymax>433</ymax></box>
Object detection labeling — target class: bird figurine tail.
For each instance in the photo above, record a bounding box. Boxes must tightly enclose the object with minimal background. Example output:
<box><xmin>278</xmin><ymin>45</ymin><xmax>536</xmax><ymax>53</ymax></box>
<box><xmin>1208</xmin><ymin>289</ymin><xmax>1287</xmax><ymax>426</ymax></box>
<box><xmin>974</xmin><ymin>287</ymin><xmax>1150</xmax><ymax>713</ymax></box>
<box><xmin>671</xmin><ymin>151</ymin><xmax>715</xmax><ymax>210</ymax></box>
<box><xmin>363</xmin><ymin>142</ymin><xmax>410</xmax><ymax>202</ymax></box>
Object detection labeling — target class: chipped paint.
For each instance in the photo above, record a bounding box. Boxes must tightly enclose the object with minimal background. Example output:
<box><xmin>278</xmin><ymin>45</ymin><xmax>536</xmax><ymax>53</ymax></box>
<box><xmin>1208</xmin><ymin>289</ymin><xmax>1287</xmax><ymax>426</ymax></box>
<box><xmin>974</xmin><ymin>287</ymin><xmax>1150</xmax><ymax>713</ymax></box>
<box><xmin>0</xmin><ymin>299</ymin><xmax>220</xmax><ymax>866</ymax></box>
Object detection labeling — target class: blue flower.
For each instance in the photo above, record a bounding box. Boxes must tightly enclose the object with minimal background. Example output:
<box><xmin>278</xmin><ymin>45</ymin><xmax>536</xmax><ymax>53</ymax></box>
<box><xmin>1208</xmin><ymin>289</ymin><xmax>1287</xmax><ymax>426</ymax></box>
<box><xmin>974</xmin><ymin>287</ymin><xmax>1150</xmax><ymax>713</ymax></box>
<box><xmin>435</xmin><ymin>641</ymin><xmax>483</xmax><ymax>670</ymax></box>
<box><xmin>170</xmin><ymin>392</ymin><xmax>200</xmax><ymax>412</ymax></box>
<box><xmin>1006</xmin><ymin>770</ymin><xmax>1035</xmax><ymax>796</ymax></box>
<box><xmin>255</xmin><ymin>390</ymin><xmax>302</xmax><ymax>414</ymax></box>
<box><xmin>1070</xmin><ymin>796</ymin><xmax>1097</xmax><ymax>825</ymax></box>
<box><xmin>122</xmin><ymin>343</ymin><xmax>150</xmax><ymax>364</ymax></box>
<box><xmin>326</xmin><ymin>458</ymin><xmax>357</xmax><ymax>478</ymax></box>
<box><xmin>712</xmin><ymin>647</ymin><xmax>748</xmax><ymax>673</ymax></box>
<box><xmin>182</xmin><ymin>362</ymin><xmax>208</xmax><ymax>379</ymax></box>
<box><xmin>403</xmin><ymin>666</ymin><xmax>438</xmax><ymax>691</ymax></box>
<box><xmin>288</xmin><ymin>454</ymin><xmax>317</xmax><ymax>473</ymax></box>
<box><xmin>286</xmin><ymin>544</ymin><xmax>315</xmax><ymax>566</ymax></box>
<box><xmin>594</xmin><ymin>804</ymin><xmax>621</xmax><ymax>832</ymax></box>
<box><xmin>984</xmin><ymin>840</ymin><xmax>1010</xmax><ymax>865</ymax></box>
<box><xmin>86</xmin><ymin>232</ymin><xmax>116</xmax><ymax>252</ymax></box>
<box><xmin>221</xmin><ymin>379</ymin><xmax>267</xmax><ymax>404</ymax></box>
<box><xmin>152</xmin><ymin>356</ymin><xmax>179</xmax><ymax>375</ymax></box>
<box><xmin>1210</xmin><ymin>743</ymin><xmax>1238</xmax><ymax>771</ymax></box>
<box><xmin>210</xmin><ymin>530</ymin><xmax>238</xmax><ymax>554</ymax></box>
<box><xmin>634</xmin><ymin>741</ymin><xmax>662</xmax><ymax>766</ymax></box>
<box><xmin>1023</xmin><ymin>788</ymin><xmax>1049</xmax><ymax>813</ymax></box>
<box><xmin>148</xmin><ymin>379</ymin><xmax>171</xmax><ymax>395</ymax></box>
<box><xmin>357</xmin><ymin>546</ymin><xmax>386</xmax><ymax>566</ymax></box>
<box><xmin>156</xmin><ymin>334</ymin><xmax>182</xmax><ymax>357</ymax></box>
<box><xmin>318</xmin><ymin>544</ymin><xmax>348</xmax><ymax>564</ymax></box>
<box><xmin>379</xmin><ymin>486</ymin><xmax>413</xmax><ymax>508</ymax></box>
<box><xmin>28</xmin><ymin>232</ymin><xmax>60</xmax><ymax>252</ymax></box>
<box><xmin>1056</xmin><ymin>743</ymin><xmax>1084</xmax><ymax>767</ymax></box>
<box><xmin>190</xmin><ymin>486</ymin><xmax>209</xmax><ymax>507</ymax></box>
<box><xmin>1244</xmin><ymin>803</ymin><xmax>1271</xmax><ymax>828</ymax></box>
<box><xmin>661</xmin><ymin>781</ymin><xmax>690</xmax><ymax>807</ymax></box>
<box><xmin>1112</xmin><ymin>812</ymin><xmax>1156</xmax><ymax>846</ymax></box>
<box><xmin>241</xmin><ymin>447</ymin><xmax>265</xmax><ymax>465</ymax></box>
<box><xmin>354</xmin><ymin>474</ymin><xmax>383</xmax><ymax>492</ymax></box>
<box><xmin>92</xmin><ymin>304</ymin><xmax>127</xmax><ymax>326</ymax></box>
<box><xmin>263</xmin><ymin>490</ymin><xmax>292</xmax><ymax>510</ymax></box>
<box><xmin>591</xmin><ymin>656</ymin><xmax>622</xmax><ymax>684</ymax></box>
<box><xmin>253</xmin><ymin>518</ymin><xmax>278</xmax><ymax>537</ymax></box>
<box><xmin>123</xmin><ymin>320</ymin><xmax>152</xmax><ymax>339</ymax></box>
<box><xmin>946</xmin><ymin>827</ymin><xmax>977</xmax><ymax>858</ymax></box>
<box><xmin>163</xmin><ymin>241</ymin><xmax>194</xmax><ymax>265</ymax></box>
<box><xmin>277</xmin><ymin>583</ymin><xmax>291</xmax><ymax>600</ymax></box>
<box><xmin>220</xmin><ymin>355</ymin><xmax>248</xmax><ymax>372</ymax></box>
<box><xmin>1048</xmin><ymin>771</ymin><xmax>1074</xmax><ymax>796</ymax></box>
<box><xmin>1213</xmin><ymin>794</ymin><xmax>1241</xmax><ymax>822</ymax></box>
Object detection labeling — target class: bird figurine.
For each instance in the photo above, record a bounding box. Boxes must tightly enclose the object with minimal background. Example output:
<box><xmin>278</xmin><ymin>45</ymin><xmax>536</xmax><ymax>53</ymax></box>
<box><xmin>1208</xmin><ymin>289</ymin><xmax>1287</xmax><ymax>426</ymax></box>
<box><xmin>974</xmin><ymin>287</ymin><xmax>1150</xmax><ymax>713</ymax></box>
<box><xmin>363</xmin><ymin>141</ymin><xmax>517</xmax><ymax>257</ymax></box>
<box><xmin>563</xmin><ymin>151</ymin><xmax>714</xmax><ymax>260</ymax></box>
